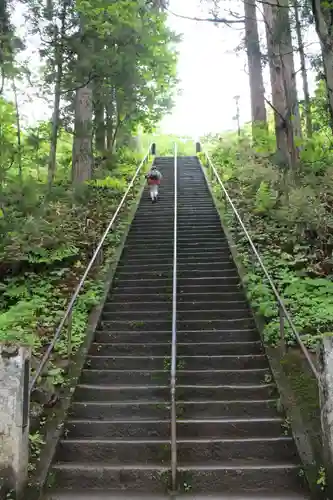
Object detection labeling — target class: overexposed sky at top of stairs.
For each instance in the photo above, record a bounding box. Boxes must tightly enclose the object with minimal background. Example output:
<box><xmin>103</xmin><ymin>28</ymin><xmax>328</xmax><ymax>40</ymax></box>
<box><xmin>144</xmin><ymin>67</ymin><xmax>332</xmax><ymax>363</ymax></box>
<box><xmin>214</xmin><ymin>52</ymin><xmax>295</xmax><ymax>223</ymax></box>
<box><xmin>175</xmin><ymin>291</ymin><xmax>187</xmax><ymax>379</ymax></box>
<box><xmin>160</xmin><ymin>0</ymin><xmax>320</xmax><ymax>138</ymax></box>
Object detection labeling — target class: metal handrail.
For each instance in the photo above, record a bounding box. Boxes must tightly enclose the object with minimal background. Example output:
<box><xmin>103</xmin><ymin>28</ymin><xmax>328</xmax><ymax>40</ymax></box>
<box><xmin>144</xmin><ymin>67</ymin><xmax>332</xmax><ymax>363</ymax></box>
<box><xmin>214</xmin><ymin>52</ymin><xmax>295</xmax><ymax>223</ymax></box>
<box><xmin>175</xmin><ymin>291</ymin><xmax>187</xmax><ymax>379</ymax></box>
<box><xmin>201</xmin><ymin>149</ymin><xmax>320</xmax><ymax>384</ymax></box>
<box><xmin>171</xmin><ymin>142</ymin><xmax>178</xmax><ymax>492</ymax></box>
<box><xmin>29</xmin><ymin>146</ymin><xmax>153</xmax><ymax>394</ymax></box>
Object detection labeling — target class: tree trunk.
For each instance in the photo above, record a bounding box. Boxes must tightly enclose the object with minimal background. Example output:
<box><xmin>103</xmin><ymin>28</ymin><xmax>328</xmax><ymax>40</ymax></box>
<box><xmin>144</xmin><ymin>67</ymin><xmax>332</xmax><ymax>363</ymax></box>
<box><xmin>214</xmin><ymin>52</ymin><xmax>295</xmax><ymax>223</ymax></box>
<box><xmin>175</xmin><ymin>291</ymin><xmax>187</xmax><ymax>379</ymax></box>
<box><xmin>47</xmin><ymin>0</ymin><xmax>68</xmax><ymax>188</ymax></box>
<box><xmin>12</xmin><ymin>78</ymin><xmax>22</xmax><ymax>182</ymax></box>
<box><xmin>72</xmin><ymin>83</ymin><xmax>93</xmax><ymax>183</ymax></box>
<box><xmin>294</xmin><ymin>1</ymin><xmax>312</xmax><ymax>137</ymax></box>
<box><xmin>244</xmin><ymin>0</ymin><xmax>267</xmax><ymax>135</ymax></box>
<box><xmin>106</xmin><ymin>87</ymin><xmax>115</xmax><ymax>151</ymax></box>
<box><xmin>311</xmin><ymin>0</ymin><xmax>333</xmax><ymax>133</ymax></box>
<box><xmin>93</xmin><ymin>80</ymin><xmax>105</xmax><ymax>152</ymax></box>
<box><xmin>263</xmin><ymin>0</ymin><xmax>299</xmax><ymax>169</ymax></box>
<box><xmin>280</xmin><ymin>0</ymin><xmax>302</xmax><ymax>141</ymax></box>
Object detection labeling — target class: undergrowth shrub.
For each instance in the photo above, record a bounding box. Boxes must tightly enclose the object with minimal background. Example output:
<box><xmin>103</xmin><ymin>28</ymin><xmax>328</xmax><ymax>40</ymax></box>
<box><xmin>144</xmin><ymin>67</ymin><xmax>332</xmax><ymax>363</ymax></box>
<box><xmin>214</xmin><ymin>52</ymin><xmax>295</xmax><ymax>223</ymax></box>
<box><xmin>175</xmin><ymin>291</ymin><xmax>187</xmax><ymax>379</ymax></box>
<box><xmin>206</xmin><ymin>130</ymin><xmax>333</xmax><ymax>350</ymax></box>
<box><xmin>0</xmin><ymin>142</ymin><xmax>145</xmax><ymax>392</ymax></box>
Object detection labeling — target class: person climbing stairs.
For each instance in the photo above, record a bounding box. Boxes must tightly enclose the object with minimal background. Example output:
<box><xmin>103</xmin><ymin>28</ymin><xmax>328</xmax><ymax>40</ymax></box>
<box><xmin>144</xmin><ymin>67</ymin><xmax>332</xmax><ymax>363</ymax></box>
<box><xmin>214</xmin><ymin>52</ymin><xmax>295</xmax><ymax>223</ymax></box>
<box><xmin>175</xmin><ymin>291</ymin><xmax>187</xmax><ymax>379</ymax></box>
<box><xmin>45</xmin><ymin>155</ymin><xmax>310</xmax><ymax>499</ymax></box>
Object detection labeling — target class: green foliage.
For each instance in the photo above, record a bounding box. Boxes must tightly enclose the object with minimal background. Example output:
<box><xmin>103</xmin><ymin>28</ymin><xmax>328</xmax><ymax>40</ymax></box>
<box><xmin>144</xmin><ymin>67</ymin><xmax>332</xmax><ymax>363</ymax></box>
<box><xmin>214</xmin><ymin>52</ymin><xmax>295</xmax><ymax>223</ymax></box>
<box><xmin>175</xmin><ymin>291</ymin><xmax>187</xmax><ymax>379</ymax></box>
<box><xmin>207</xmin><ymin>126</ymin><xmax>333</xmax><ymax>350</ymax></box>
<box><xmin>0</xmin><ymin>96</ymin><xmax>146</xmax><ymax>390</ymax></box>
<box><xmin>143</xmin><ymin>133</ymin><xmax>195</xmax><ymax>156</ymax></box>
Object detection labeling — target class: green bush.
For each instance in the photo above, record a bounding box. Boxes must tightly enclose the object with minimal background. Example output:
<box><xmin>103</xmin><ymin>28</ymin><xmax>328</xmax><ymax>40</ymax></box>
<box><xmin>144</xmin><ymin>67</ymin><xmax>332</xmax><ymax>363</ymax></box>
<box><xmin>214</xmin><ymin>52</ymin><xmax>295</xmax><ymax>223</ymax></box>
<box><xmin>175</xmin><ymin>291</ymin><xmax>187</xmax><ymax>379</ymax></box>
<box><xmin>207</xmin><ymin>129</ymin><xmax>333</xmax><ymax>350</ymax></box>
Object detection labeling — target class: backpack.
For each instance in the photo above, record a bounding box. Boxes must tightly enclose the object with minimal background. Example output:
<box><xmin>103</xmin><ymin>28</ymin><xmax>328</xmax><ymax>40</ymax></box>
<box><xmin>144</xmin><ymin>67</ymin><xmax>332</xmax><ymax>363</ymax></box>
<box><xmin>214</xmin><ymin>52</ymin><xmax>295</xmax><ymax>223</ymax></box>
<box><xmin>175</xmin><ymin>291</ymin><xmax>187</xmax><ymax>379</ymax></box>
<box><xmin>148</xmin><ymin>170</ymin><xmax>159</xmax><ymax>180</ymax></box>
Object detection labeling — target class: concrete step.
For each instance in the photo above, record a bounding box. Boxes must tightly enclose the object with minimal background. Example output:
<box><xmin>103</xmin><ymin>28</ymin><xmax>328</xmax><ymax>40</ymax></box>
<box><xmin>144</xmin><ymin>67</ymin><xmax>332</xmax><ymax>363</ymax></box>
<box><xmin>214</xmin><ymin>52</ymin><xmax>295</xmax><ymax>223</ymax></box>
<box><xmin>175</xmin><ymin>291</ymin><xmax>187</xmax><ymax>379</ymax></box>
<box><xmin>127</xmin><ymin>228</ymin><xmax>175</xmax><ymax>236</ymax></box>
<box><xmin>56</xmin><ymin>438</ymin><xmax>170</xmax><ymax>464</ymax></box>
<box><xmin>97</xmin><ymin>319</ymin><xmax>173</xmax><ymax>332</ymax></box>
<box><xmin>117</xmin><ymin>253</ymin><xmax>233</xmax><ymax>265</ymax></box>
<box><xmin>112</xmin><ymin>282</ymin><xmax>173</xmax><ymax>294</ymax></box>
<box><xmin>45</xmin><ymin>492</ymin><xmax>310</xmax><ymax>500</ymax></box>
<box><xmin>116</xmin><ymin>261</ymin><xmax>236</xmax><ymax>273</ymax></box>
<box><xmin>94</xmin><ymin>330</ymin><xmax>258</xmax><ymax>344</ymax></box>
<box><xmin>177</xmin><ymin>276</ymin><xmax>241</xmax><ymax>285</ymax></box>
<box><xmin>74</xmin><ymin>384</ymin><xmax>169</xmax><ymax>402</ymax></box>
<box><xmin>103</xmin><ymin>300</ymin><xmax>248</xmax><ymax>313</ymax></box>
<box><xmin>123</xmin><ymin>240</ymin><xmax>173</xmax><ymax>247</ymax></box>
<box><xmin>115</xmin><ymin>269</ymin><xmax>239</xmax><ymax>280</ymax></box>
<box><xmin>69</xmin><ymin>401</ymin><xmax>171</xmax><ymax>420</ymax></box>
<box><xmin>177</xmin><ymin>284</ymin><xmax>245</xmax><ymax>294</ymax></box>
<box><xmin>86</xmin><ymin>353</ymin><xmax>267</xmax><ymax>371</ymax></box>
<box><xmin>177</xmin><ymin>464</ymin><xmax>305</xmax><ymax>494</ymax></box>
<box><xmin>178</xmin><ymin>437</ymin><xmax>297</xmax><ymax>463</ymax></box>
<box><xmin>175</xmin><ymin>400</ymin><xmax>280</xmax><ymax>419</ymax></box>
<box><xmin>51</xmin><ymin>464</ymin><xmax>170</xmax><ymax>492</ymax></box>
<box><xmin>98</xmin><ymin>318</ymin><xmax>256</xmax><ymax>332</ymax></box>
<box><xmin>110</xmin><ymin>288</ymin><xmax>247</xmax><ymax>300</ymax></box>
<box><xmin>64</xmin><ymin>419</ymin><xmax>171</xmax><ymax>439</ymax></box>
<box><xmin>73</xmin><ymin>383</ymin><xmax>276</xmax><ymax>403</ymax></box>
<box><xmin>89</xmin><ymin>341</ymin><xmax>263</xmax><ymax>356</ymax></box>
<box><xmin>176</xmin><ymin>384</ymin><xmax>277</xmax><ymax>401</ymax></box>
<box><xmin>80</xmin><ymin>368</ymin><xmax>268</xmax><ymax>386</ymax></box>
<box><xmin>102</xmin><ymin>308</ymin><xmax>252</xmax><ymax>322</ymax></box>
<box><xmin>63</xmin><ymin>417</ymin><xmax>285</xmax><ymax>441</ymax></box>
<box><xmin>107</xmin><ymin>293</ymin><xmax>172</xmax><ymax>302</ymax></box>
<box><xmin>80</xmin><ymin>369</ymin><xmax>169</xmax><ymax>385</ymax></box>
<box><xmin>176</xmin><ymin>417</ymin><xmax>285</xmax><ymax>438</ymax></box>
<box><xmin>55</xmin><ymin>436</ymin><xmax>296</xmax><ymax>465</ymax></box>
<box><xmin>69</xmin><ymin>399</ymin><xmax>279</xmax><ymax>421</ymax></box>
<box><xmin>112</xmin><ymin>277</ymin><xmax>240</xmax><ymax>288</ymax></box>
<box><xmin>129</xmin><ymin>225</ymin><xmax>221</xmax><ymax>234</ymax></box>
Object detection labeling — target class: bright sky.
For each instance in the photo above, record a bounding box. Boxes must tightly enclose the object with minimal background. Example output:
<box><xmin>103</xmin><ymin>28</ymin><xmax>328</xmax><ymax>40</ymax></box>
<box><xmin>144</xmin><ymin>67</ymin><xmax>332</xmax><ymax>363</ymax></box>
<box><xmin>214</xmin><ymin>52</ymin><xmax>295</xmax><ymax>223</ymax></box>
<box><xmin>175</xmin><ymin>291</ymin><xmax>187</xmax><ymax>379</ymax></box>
<box><xmin>9</xmin><ymin>0</ymin><xmax>321</xmax><ymax>137</ymax></box>
<box><xmin>160</xmin><ymin>0</ymin><xmax>320</xmax><ymax>137</ymax></box>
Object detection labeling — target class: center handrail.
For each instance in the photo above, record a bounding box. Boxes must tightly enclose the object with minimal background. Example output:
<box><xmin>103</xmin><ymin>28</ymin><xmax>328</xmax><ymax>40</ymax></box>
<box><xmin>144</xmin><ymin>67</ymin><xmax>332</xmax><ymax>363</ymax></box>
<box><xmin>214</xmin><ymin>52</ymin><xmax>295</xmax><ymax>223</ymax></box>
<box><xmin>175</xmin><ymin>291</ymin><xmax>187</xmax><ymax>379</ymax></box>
<box><xmin>29</xmin><ymin>145</ymin><xmax>153</xmax><ymax>394</ymax></box>
<box><xmin>171</xmin><ymin>142</ymin><xmax>178</xmax><ymax>492</ymax></box>
<box><xmin>201</xmin><ymin>148</ymin><xmax>320</xmax><ymax>384</ymax></box>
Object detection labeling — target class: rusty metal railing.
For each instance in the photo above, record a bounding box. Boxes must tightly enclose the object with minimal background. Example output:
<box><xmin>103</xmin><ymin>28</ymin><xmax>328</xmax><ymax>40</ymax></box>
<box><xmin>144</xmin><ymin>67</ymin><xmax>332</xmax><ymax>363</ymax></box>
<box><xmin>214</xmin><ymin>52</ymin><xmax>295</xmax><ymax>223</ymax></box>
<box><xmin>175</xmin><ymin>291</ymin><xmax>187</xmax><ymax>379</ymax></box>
<box><xmin>200</xmin><ymin>149</ymin><xmax>320</xmax><ymax>383</ymax></box>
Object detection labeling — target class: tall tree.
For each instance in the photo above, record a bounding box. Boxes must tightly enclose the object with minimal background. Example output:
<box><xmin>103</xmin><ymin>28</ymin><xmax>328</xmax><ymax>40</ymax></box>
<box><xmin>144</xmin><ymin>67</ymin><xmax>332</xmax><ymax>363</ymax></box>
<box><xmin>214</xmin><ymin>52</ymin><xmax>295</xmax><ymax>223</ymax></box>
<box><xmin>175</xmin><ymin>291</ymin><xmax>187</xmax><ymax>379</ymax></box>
<box><xmin>293</xmin><ymin>0</ymin><xmax>312</xmax><ymax>137</ymax></box>
<box><xmin>311</xmin><ymin>0</ymin><xmax>333</xmax><ymax>132</ymax></box>
<box><xmin>263</xmin><ymin>0</ymin><xmax>301</xmax><ymax>168</ymax></box>
<box><xmin>25</xmin><ymin>0</ymin><xmax>76</xmax><ymax>186</ymax></box>
<box><xmin>244</xmin><ymin>0</ymin><xmax>267</xmax><ymax>134</ymax></box>
<box><xmin>0</xmin><ymin>0</ymin><xmax>16</xmax><ymax>93</ymax></box>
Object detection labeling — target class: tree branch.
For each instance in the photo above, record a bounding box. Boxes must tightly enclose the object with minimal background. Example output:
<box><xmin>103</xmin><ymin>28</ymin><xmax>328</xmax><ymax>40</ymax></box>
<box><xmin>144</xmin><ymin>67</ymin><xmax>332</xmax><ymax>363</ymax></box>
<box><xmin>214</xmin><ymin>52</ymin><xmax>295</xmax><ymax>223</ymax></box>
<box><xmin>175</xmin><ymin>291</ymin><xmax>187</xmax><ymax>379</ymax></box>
<box><xmin>166</xmin><ymin>7</ymin><xmax>244</xmax><ymax>23</ymax></box>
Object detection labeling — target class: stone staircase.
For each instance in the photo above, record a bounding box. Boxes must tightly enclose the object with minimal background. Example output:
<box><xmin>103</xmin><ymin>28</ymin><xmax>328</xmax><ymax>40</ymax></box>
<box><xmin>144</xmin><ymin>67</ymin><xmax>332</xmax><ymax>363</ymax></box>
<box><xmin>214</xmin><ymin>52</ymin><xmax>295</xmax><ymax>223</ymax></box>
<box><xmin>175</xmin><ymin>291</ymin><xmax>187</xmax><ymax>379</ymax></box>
<box><xmin>46</xmin><ymin>156</ymin><xmax>310</xmax><ymax>499</ymax></box>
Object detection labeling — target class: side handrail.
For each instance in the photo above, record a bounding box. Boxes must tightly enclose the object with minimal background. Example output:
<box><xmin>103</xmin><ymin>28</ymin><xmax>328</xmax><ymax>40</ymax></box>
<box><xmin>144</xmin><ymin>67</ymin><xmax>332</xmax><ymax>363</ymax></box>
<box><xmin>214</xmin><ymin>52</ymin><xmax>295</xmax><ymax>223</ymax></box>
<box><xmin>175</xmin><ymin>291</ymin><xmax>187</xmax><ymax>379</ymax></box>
<box><xmin>29</xmin><ymin>145</ymin><xmax>153</xmax><ymax>394</ymax></box>
<box><xmin>201</xmin><ymin>149</ymin><xmax>320</xmax><ymax>384</ymax></box>
<box><xmin>171</xmin><ymin>142</ymin><xmax>178</xmax><ymax>492</ymax></box>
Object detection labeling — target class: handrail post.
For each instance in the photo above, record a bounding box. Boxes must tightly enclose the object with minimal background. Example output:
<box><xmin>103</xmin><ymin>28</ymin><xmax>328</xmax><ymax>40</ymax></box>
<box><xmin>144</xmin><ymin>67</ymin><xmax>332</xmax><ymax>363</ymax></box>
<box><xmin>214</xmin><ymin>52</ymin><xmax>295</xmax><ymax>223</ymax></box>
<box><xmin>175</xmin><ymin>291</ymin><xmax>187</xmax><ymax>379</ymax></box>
<box><xmin>171</xmin><ymin>142</ymin><xmax>178</xmax><ymax>492</ymax></box>
<box><xmin>279</xmin><ymin>305</ymin><xmax>286</xmax><ymax>355</ymax></box>
<box><xmin>67</xmin><ymin>310</ymin><xmax>73</xmax><ymax>360</ymax></box>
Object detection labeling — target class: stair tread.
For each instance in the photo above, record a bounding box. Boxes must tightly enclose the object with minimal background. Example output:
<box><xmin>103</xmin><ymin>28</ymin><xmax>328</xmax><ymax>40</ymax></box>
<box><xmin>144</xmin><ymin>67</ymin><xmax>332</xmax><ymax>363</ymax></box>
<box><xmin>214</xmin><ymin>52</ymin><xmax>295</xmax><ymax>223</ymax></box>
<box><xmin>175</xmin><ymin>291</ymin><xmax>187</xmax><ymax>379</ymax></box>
<box><xmin>53</xmin><ymin>463</ymin><xmax>168</xmax><ymax>470</ymax></box>
<box><xmin>87</xmin><ymin>354</ymin><xmax>265</xmax><ymax>358</ymax></box>
<box><xmin>46</xmin><ymin>494</ymin><xmax>309</xmax><ymax>499</ymax></box>
<box><xmin>53</xmin><ymin>461</ymin><xmax>299</xmax><ymax>470</ymax></box>
<box><xmin>94</xmin><ymin>330</ymin><xmax>258</xmax><ymax>335</ymax></box>
<box><xmin>179</xmin><ymin>462</ymin><xmax>300</xmax><ymax>470</ymax></box>
<box><xmin>61</xmin><ymin>436</ymin><xmax>293</xmax><ymax>444</ymax></box>
<box><xmin>76</xmin><ymin>383</ymin><xmax>274</xmax><ymax>390</ymax></box>
<box><xmin>72</xmin><ymin>398</ymin><xmax>277</xmax><ymax>404</ymax></box>
<box><xmin>67</xmin><ymin>417</ymin><xmax>283</xmax><ymax>424</ymax></box>
<box><xmin>82</xmin><ymin>368</ymin><xmax>268</xmax><ymax>374</ymax></box>
<box><xmin>77</xmin><ymin>383</ymin><xmax>169</xmax><ymax>389</ymax></box>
